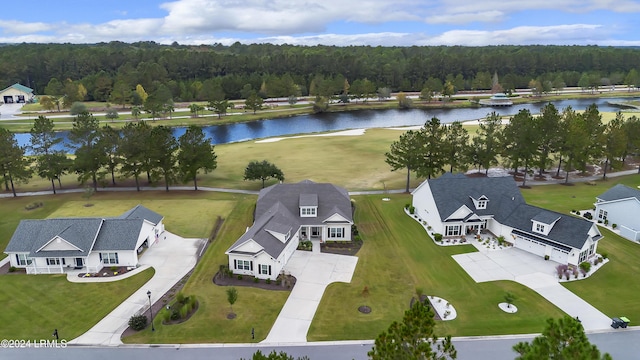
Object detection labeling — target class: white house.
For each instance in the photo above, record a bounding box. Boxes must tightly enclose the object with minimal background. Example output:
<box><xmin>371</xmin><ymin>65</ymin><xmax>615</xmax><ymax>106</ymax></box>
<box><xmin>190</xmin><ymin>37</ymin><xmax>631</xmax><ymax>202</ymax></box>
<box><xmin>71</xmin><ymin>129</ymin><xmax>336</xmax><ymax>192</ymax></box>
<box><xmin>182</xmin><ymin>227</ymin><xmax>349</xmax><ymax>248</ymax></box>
<box><xmin>0</xmin><ymin>83</ymin><xmax>34</xmax><ymax>104</ymax></box>
<box><xmin>4</xmin><ymin>205</ymin><xmax>164</xmax><ymax>274</ymax></box>
<box><xmin>594</xmin><ymin>184</ymin><xmax>640</xmax><ymax>241</ymax></box>
<box><xmin>226</xmin><ymin>180</ymin><xmax>353</xmax><ymax>280</ymax></box>
<box><xmin>412</xmin><ymin>173</ymin><xmax>602</xmax><ymax>266</ymax></box>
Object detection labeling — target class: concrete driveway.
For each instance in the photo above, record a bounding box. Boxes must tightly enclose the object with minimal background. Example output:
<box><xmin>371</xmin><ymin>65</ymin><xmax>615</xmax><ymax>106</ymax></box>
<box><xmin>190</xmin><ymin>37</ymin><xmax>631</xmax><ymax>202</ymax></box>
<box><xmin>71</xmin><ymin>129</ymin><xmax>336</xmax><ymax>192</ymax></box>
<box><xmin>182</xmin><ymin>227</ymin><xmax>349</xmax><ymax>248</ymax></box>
<box><xmin>69</xmin><ymin>231</ymin><xmax>203</xmax><ymax>345</ymax></box>
<box><xmin>262</xmin><ymin>249</ymin><xmax>358</xmax><ymax>343</ymax></box>
<box><xmin>0</xmin><ymin>103</ymin><xmax>23</xmax><ymax>120</ymax></box>
<box><xmin>453</xmin><ymin>247</ymin><xmax>612</xmax><ymax>331</ymax></box>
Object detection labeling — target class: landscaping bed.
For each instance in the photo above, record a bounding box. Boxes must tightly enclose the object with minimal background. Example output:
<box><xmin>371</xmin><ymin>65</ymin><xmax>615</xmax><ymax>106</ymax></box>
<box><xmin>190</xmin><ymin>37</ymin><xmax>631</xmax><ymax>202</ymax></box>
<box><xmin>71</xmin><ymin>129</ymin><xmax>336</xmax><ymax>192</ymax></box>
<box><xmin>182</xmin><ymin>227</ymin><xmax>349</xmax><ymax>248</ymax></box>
<box><xmin>320</xmin><ymin>240</ymin><xmax>363</xmax><ymax>256</ymax></box>
<box><xmin>213</xmin><ymin>271</ymin><xmax>296</xmax><ymax>291</ymax></box>
<box><xmin>78</xmin><ymin>266</ymin><xmax>133</xmax><ymax>278</ymax></box>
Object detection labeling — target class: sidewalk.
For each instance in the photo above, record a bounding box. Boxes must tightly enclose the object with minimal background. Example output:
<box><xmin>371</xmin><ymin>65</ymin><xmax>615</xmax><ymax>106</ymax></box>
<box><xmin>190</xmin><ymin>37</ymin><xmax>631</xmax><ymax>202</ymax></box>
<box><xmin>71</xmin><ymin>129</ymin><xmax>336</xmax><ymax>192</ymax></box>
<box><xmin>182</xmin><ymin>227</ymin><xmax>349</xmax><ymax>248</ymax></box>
<box><xmin>68</xmin><ymin>231</ymin><xmax>204</xmax><ymax>345</ymax></box>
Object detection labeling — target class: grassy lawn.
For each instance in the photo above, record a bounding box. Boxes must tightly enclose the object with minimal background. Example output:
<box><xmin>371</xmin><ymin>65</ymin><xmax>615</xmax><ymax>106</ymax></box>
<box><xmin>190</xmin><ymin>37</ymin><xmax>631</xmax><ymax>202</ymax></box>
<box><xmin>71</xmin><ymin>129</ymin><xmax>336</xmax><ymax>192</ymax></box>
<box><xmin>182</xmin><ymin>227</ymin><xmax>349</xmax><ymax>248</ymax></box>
<box><xmin>0</xmin><ymin>268</ymin><xmax>154</xmax><ymax>340</ymax></box>
<box><xmin>308</xmin><ymin>194</ymin><xmax>566</xmax><ymax>340</ymax></box>
<box><xmin>564</xmin><ymin>228</ymin><xmax>640</xmax><ymax>324</ymax></box>
<box><xmin>123</xmin><ymin>195</ymin><xmax>290</xmax><ymax>343</ymax></box>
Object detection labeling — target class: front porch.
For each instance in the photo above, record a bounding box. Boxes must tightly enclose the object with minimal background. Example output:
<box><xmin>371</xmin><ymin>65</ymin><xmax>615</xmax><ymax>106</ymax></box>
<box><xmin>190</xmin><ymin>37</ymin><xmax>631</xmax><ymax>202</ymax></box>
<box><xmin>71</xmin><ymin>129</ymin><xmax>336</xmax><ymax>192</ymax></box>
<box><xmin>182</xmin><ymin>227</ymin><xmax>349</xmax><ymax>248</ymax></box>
<box><xmin>299</xmin><ymin>226</ymin><xmax>324</xmax><ymax>241</ymax></box>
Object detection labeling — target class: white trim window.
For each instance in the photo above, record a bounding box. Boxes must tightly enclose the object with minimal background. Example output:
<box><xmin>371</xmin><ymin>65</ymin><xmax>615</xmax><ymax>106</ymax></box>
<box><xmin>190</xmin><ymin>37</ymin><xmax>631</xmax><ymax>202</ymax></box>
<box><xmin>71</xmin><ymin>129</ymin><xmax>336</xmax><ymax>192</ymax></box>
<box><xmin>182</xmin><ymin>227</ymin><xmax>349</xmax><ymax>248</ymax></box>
<box><xmin>46</xmin><ymin>257</ymin><xmax>64</xmax><ymax>266</ymax></box>
<box><xmin>598</xmin><ymin>209</ymin><xmax>608</xmax><ymax>220</ymax></box>
<box><xmin>15</xmin><ymin>254</ymin><xmax>32</xmax><ymax>266</ymax></box>
<box><xmin>300</xmin><ymin>207</ymin><xmax>317</xmax><ymax>217</ymax></box>
<box><xmin>535</xmin><ymin>223</ymin><xmax>545</xmax><ymax>233</ymax></box>
<box><xmin>446</xmin><ymin>225</ymin><xmax>461</xmax><ymax>236</ymax></box>
<box><xmin>259</xmin><ymin>264</ymin><xmax>272</xmax><ymax>276</ymax></box>
<box><xmin>100</xmin><ymin>252</ymin><xmax>119</xmax><ymax>264</ymax></box>
<box><xmin>579</xmin><ymin>249</ymin><xmax>589</xmax><ymax>263</ymax></box>
<box><xmin>476</xmin><ymin>200</ymin><xmax>487</xmax><ymax>209</ymax></box>
<box><xmin>328</xmin><ymin>227</ymin><xmax>345</xmax><ymax>238</ymax></box>
<box><xmin>234</xmin><ymin>259</ymin><xmax>252</xmax><ymax>271</ymax></box>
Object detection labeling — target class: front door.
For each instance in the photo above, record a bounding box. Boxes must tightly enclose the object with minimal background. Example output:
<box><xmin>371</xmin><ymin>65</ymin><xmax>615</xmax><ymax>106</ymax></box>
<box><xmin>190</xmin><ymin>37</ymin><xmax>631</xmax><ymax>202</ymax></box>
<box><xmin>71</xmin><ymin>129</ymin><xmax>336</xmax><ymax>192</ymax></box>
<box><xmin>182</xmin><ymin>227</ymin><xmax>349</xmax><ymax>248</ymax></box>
<box><xmin>75</xmin><ymin>258</ymin><xmax>83</xmax><ymax>267</ymax></box>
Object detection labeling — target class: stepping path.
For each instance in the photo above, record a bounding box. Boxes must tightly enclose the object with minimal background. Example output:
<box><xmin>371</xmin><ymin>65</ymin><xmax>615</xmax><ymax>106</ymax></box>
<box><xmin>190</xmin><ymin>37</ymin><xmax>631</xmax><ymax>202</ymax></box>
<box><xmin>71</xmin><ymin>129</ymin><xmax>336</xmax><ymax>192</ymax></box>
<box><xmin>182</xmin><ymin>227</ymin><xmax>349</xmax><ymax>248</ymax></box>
<box><xmin>262</xmin><ymin>250</ymin><xmax>358</xmax><ymax>343</ymax></box>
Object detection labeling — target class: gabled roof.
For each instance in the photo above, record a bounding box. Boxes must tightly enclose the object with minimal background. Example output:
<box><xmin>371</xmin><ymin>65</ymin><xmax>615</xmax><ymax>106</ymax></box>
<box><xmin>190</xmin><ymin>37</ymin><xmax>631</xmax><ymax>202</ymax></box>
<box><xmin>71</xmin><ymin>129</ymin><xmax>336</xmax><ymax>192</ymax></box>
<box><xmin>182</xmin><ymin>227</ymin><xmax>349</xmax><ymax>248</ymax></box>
<box><xmin>421</xmin><ymin>173</ymin><xmax>598</xmax><ymax>250</ymax></box>
<box><xmin>597</xmin><ymin>184</ymin><xmax>640</xmax><ymax>202</ymax></box>
<box><xmin>228</xmin><ymin>180</ymin><xmax>352</xmax><ymax>258</ymax></box>
<box><xmin>119</xmin><ymin>204</ymin><xmax>163</xmax><ymax>224</ymax></box>
<box><xmin>4</xmin><ymin>205</ymin><xmax>163</xmax><ymax>257</ymax></box>
<box><xmin>0</xmin><ymin>83</ymin><xmax>33</xmax><ymax>94</ymax></box>
<box><xmin>5</xmin><ymin>218</ymin><xmax>103</xmax><ymax>257</ymax></box>
<box><xmin>426</xmin><ymin>174</ymin><xmax>524</xmax><ymax>223</ymax></box>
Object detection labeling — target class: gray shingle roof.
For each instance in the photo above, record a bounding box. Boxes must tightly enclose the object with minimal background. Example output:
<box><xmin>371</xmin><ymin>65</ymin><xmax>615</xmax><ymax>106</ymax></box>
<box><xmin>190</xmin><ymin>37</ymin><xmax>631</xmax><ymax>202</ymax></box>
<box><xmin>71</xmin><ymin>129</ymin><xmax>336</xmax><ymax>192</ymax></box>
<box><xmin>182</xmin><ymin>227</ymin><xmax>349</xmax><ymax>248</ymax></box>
<box><xmin>427</xmin><ymin>175</ymin><xmax>524</xmax><ymax>223</ymax></box>
<box><xmin>5</xmin><ymin>218</ymin><xmax>103</xmax><ymax>257</ymax></box>
<box><xmin>4</xmin><ymin>205</ymin><xmax>162</xmax><ymax>257</ymax></box>
<box><xmin>299</xmin><ymin>194</ymin><xmax>318</xmax><ymax>207</ymax></box>
<box><xmin>227</xmin><ymin>181</ymin><xmax>352</xmax><ymax>258</ymax></box>
<box><xmin>597</xmin><ymin>184</ymin><xmax>640</xmax><ymax>202</ymax></box>
<box><xmin>426</xmin><ymin>174</ymin><xmax>596</xmax><ymax>250</ymax></box>
<box><xmin>119</xmin><ymin>204</ymin><xmax>163</xmax><ymax>224</ymax></box>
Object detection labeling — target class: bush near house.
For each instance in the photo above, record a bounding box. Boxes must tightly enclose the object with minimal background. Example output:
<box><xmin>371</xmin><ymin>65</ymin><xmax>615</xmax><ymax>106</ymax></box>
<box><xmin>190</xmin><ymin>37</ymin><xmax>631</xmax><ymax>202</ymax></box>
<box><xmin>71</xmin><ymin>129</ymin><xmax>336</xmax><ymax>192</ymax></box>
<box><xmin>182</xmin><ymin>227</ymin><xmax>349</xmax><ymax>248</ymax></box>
<box><xmin>579</xmin><ymin>262</ymin><xmax>591</xmax><ymax>274</ymax></box>
<box><xmin>128</xmin><ymin>315</ymin><xmax>148</xmax><ymax>331</ymax></box>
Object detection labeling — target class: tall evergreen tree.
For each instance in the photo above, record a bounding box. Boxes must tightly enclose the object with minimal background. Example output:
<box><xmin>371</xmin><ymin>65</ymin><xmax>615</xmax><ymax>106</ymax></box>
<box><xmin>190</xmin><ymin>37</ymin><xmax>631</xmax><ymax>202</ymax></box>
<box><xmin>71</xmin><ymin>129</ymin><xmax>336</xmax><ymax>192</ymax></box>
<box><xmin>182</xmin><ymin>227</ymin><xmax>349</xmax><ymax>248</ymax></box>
<box><xmin>29</xmin><ymin>115</ymin><xmax>65</xmax><ymax>193</ymax></box>
<box><xmin>476</xmin><ymin>112</ymin><xmax>503</xmax><ymax>175</ymax></box>
<box><xmin>177</xmin><ymin>125</ymin><xmax>217</xmax><ymax>190</ymax></box>
<box><xmin>385</xmin><ymin>130</ymin><xmax>423</xmax><ymax>193</ymax></box>
<box><xmin>68</xmin><ymin>112</ymin><xmax>105</xmax><ymax>191</ymax></box>
<box><xmin>417</xmin><ymin>117</ymin><xmax>447</xmax><ymax>179</ymax></box>
<box><xmin>149</xmin><ymin>126</ymin><xmax>178</xmax><ymax>191</ymax></box>
<box><xmin>119</xmin><ymin>121</ymin><xmax>151</xmax><ymax>191</ymax></box>
<box><xmin>99</xmin><ymin>124</ymin><xmax>121</xmax><ymax>186</ymax></box>
<box><xmin>0</xmin><ymin>128</ymin><xmax>31</xmax><ymax>197</ymax></box>
<box><xmin>443</xmin><ymin>121</ymin><xmax>469</xmax><ymax>173</ymax></box>
<box><xmin>501</xmin><ymin>109</ymin><xmax>538</xmax><ymax>186</ymax></box>
<box><xmin>534</xmin><ymin>103</ymin><xmax>561</xmax><ymax>176</ymax></box>
<box><xmin>601</xmin><ymin>112</ymin><xmax>628</xmax><ymax>179</ymax></box>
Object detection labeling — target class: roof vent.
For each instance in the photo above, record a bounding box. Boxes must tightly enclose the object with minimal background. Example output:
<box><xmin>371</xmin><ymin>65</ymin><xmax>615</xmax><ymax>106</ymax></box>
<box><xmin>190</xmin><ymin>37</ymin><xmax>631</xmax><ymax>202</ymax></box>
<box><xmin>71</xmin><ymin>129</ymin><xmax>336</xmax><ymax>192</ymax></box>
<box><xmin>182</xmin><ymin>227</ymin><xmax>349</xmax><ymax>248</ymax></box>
<box><xmin>511</xmin><ymin>197</ymin><xmax>514</xmax><ymax>200</ymax></box>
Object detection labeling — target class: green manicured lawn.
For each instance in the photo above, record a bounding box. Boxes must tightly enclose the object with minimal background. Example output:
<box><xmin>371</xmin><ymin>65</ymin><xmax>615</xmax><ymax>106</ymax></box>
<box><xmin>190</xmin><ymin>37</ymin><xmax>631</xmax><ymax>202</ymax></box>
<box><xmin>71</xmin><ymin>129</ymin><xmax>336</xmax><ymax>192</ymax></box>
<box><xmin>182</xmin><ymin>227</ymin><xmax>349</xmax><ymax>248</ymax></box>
<box><xmin>0</xmin><ymin>268</ymin><xmax>154</xmax><ymax>340</ymax></box>
<box><xmin>308</xmin><ymin>194</ymin><xmax>566</xmax><ymax>340</ymax></box>
<box><xmin>122</xmin><ymin>195</ymin><xmax>290</xmax><ymax>343</ymax></box>
<box><xmin>520</xmin><ymin>174</ymin><xmax>640</xmax><ymax>214</ymax></box>
<box><xmin>564</xmin><ymin>228</ymin><xmax>640</xmax><ymax>325</ymax></box>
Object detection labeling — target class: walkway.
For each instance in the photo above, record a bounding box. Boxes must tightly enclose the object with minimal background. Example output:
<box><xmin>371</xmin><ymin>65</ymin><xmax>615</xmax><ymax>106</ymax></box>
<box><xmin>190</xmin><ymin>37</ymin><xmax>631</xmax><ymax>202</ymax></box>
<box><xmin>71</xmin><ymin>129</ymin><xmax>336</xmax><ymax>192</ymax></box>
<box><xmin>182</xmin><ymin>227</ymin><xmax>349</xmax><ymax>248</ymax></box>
<box><xmin>69</xmin><ymin>231</ymin><xmax>204</xmax><ymax>345</ymax></box>
<box><xmin>453</xmin><ymin>247</ymin><xmax>612</xmax><ymax>331</ymax></box>
<box><xmin>262</xmin><ymin>250</ymin><xmax>358</xmax><ymax>343</ymax></box>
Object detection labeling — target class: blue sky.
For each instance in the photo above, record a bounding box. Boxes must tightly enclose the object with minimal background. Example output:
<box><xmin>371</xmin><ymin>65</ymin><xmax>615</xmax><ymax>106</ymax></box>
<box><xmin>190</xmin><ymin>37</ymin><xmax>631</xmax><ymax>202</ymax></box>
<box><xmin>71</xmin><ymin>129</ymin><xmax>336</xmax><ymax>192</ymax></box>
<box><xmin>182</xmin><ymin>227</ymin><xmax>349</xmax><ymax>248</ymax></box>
<box><xmin>1</xmin><ymin>0</ymin><xmax>639</xmax><ymax>46</ymax></box>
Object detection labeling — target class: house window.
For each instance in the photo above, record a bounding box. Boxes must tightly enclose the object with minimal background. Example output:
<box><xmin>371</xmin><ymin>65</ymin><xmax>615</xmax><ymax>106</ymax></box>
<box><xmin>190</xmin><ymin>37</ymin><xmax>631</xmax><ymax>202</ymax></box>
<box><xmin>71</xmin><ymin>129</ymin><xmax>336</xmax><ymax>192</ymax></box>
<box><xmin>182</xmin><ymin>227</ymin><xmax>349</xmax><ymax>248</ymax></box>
<box><xmin>579</xmin><ymin>249</ymin><xmax>589</xmax><ymax>263</ymax></box>
<box><xmin>328</xmin><ymin>227</ymin><xmax>344</xmax><ymax>238</ymax></box>
<box><xmin>99</xmin><ymin>252</ymin><xmax>119</xmax><ymax>264</ymax></box>
<box><xmin>46</xmin><ymin>258</ymin><xmax>64</xmax><ymax>266</ymax></box>
<box><xmin>477</xmin><ymin>200</ymin><xmax>487</xmax><ymax>209</ymax></box>
<box><xmin>15</xmin><ymin>254</ymin><xmax>32</xmax><ymax>266</ymax></box>
<box><xmin>446</xmin><ymin>225</ymin><xmax>461</xmax><ymax>236</ymax></box>
<box><xmin>234</xmin><ymin>260</ymin><xmax>252</xmax><ymax>271</ymax></box>
<box><xmin>589</xmin><ymin>243</ymin><xmax>595</xmax><ymax>255</ymax></box>
<box><xmin>301</xmin><ymin>207</ymin><xmax>317</xmax><ymax>217</ymax></box>
<box><xmin>259</xmin><ymin>264</ymin><xmax>271</xmax><ymax>275</ymax></box>
<box><xmin>535</xmin><ymin>223</ymin><xmax>545</xmax><ymax>233</ymax></box>
<box><xmin>598</xmin><ymin>209</ymin><xmax>608</xmax><ymax>220</ymax></box>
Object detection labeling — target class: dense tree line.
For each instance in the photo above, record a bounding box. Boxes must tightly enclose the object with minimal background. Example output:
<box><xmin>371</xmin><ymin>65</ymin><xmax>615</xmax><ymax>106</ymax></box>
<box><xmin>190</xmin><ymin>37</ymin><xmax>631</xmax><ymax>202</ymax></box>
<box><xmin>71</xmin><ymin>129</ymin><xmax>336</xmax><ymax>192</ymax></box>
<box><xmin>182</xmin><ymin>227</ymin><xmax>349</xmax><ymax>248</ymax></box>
<box><xmin>0</xmin><ymin>115</ymin><xmax>217</xmax><ymax>196</ymax></box>
<box><xmin>2</xmin><ymin>43</ymin><xmax>640</xmax><ymax>107</ymax></box>
<box><xmin>386</xmin><ymin>104</ymin><xmax>640</xmax><ymax>190</ymax></box>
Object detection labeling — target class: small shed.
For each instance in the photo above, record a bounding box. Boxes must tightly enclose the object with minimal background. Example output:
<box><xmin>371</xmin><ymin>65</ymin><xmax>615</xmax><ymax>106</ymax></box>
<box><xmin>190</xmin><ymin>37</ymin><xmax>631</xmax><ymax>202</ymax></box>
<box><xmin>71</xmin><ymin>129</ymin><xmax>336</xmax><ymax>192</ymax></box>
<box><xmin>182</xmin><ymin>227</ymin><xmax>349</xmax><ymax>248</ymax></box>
<box><xmin>0</xmin><ymin>83</ymin><xmax>34</xmax><ymax>104</ymax></box>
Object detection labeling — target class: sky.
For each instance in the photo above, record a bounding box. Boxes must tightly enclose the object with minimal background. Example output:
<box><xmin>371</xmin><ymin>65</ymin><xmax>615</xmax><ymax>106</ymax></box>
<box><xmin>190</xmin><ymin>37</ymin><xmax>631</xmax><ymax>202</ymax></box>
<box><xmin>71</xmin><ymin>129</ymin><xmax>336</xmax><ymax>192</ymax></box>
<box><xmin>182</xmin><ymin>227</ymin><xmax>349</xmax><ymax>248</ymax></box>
<box><xmin>1</xmin><ymin>0</ymin><xmax>640</xmax><ymax>46</ymax></box>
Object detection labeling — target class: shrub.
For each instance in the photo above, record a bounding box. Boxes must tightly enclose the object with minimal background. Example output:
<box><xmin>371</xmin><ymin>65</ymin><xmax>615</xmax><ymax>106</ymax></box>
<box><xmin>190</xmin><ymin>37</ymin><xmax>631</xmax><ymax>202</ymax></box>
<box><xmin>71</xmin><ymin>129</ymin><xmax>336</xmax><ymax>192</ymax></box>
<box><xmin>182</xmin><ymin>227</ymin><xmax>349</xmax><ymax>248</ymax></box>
<box><xmin>128</xmin><ymin>315</ymin><xmax>148</xmax><ymax>331</ymax></box>
<box><xmin>604</xmin><ymin>219</ymin><xmax>608</xmax><ymax>225</ymax></box>
<box><xmin>405</xmin><ymin>203</ymin><xmax>410</xmax><ymax>209</ymax></box>
<box><xmin>110</xmin><ymin>266</ymin><xmax>118</xmax><ymax>272</ymax></box>
<box><xmin>579</xmin><ymin>261</ymin><xmax>591</xmax><ymax>273</ymax></box>
<box><xmin>266</xmin><ymin>278</ymin><xmax>271</xmax><ymax>284</ymax></box>
<box><xmin>612</xmin><ymin>224</ymin><xmax>617</xmax><ymax>229</ymax></box>
<box><xmin>580</xmin><ymin>267</ymin><xmax>588</xmax><ymax>277</ymax></box>
<box><xmin>237</xmin><ymin>275</ymin><xmax>243</xmax><ymax>280</ymax></box>
<box><xmin>497</xmin><ymin>236</ymin><xmax>505</xmax><ymax>246</ymax></box>
<box><xmin>176</xmin><ymin>292</ymin><xmax>185</xmax><ymax>304</ymax></box>
<box><xmin>409</xmin><ymin>206</ymin><xmax>415</xmax><ymax>214</ymax></box>
<box><xmin>601</xmin><ymin>252</ymin><xmax>608</xmax><ymax>259</ymax></box>
<box><xmin>69</xmin><ymin>102</ymin><xmax>88</xmax><ymax>115</ymax></box>
<box><xmin>253</xmin><ymin>277</ymin><xmax>259</xmax><ymax>283</ymax></box>
<box><xmin>583</xmin><ymin>212</ymin><xmax>593</xmax><ymax>220</ymax></box>
<box><xmin>544</xmin><ymin>255</ymin><xmax>550</xmax><ymax>261</ymax></box>
<box><xmin>556</xmin><ymin>264</ymin><xmax>568</xmax><ymax>278</ymax></box>
<box><xmin>180</xmin><ymin>305</ymin><xmax>189</xmax><ymax>319</ymax></box>
<box><xmin>597</xmin><ymin>220</ymin><xmax>602</xmax><ymax>224</ymax></box>
<box><xmin>433</xmin><ymin>233</ymin><xmax>443</xmax><ymax>242</ymax></box>
<box><xmin>171</xmin><ymin>308</ymin><xmax>180</xmax><ymax>320</ymax></box>
<box><xmin>162</xmin><ymin>309</ymin><xmax>171</xmax><ymax>323</ymax></box>
<box><xmin>8</xmin><ymin>266</ymin><xmax>16</xmax><ymax>272</ymax></box>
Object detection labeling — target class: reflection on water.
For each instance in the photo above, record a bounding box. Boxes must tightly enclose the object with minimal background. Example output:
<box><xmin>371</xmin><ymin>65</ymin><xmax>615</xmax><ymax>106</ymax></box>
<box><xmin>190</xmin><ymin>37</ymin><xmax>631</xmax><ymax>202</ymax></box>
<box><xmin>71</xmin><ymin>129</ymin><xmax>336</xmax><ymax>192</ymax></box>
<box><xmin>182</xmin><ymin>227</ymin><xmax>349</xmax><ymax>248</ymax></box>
<box><xmin>14</xmin><ymin>97</ymin><xmax>637</xmax><ymax>153</ymax></box>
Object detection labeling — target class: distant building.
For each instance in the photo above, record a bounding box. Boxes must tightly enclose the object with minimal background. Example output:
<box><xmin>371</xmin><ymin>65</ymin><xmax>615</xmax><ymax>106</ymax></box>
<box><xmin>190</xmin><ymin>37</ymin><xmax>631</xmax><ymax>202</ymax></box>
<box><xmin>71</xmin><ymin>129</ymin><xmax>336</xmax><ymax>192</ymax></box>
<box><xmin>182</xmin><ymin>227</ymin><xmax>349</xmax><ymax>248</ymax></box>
<box><xmin>479</xmin><ymin>93</ymin><xmax>512</xmax><ymax>107</ymax></box>
<box><xmin>594</xmin><ymin>184</ymin><xmax>640</xmax><ymax>241</ymax></box>
<box><xmin>0</xmin><ymin>83</ymin><xmax>35</xmax><ymax>104</ymax></box>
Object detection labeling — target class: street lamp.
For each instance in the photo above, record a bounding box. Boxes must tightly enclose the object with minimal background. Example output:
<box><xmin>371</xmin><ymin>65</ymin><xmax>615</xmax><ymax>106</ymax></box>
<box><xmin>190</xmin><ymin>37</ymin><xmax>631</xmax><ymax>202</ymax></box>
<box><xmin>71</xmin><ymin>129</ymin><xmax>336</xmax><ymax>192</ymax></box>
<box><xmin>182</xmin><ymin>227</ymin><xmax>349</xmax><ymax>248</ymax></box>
<box><xmin>147</xmin><ymin>290</ymin><xmax>155</xmax><ymax>331</ymax></box>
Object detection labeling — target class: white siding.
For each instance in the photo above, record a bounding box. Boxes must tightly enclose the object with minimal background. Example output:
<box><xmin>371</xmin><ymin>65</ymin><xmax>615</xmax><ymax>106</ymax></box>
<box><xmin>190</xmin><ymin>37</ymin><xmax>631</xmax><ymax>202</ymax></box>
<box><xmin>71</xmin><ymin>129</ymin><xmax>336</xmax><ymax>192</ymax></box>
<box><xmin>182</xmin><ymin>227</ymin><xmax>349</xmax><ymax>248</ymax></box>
<box><xmin>412</xmin><ymin>181</ymin><xmax>445</xmax><ymax>234</ymax></box>
<box><xmin>595</xmin><ymin>199</ymin><xmax>640</xmax><ymax>241</ymax></box>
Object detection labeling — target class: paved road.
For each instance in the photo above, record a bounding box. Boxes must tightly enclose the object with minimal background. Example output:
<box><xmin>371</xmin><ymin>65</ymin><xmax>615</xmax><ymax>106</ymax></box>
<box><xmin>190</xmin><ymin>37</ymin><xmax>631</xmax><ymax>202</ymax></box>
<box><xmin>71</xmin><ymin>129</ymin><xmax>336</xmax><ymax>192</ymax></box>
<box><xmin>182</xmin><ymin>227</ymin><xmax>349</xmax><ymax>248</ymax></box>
<box><xmin>4</xmin><ymin>329</ymin><xmax>640</xmax><ymax>360</ymax></box>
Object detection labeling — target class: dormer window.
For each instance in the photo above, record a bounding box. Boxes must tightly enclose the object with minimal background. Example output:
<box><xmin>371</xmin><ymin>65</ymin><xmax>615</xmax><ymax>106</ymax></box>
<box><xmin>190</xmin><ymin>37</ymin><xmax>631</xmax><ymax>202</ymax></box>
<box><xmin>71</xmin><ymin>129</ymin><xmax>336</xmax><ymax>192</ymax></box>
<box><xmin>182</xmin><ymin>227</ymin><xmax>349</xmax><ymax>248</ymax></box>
<box><xmin>477</xmin><ymin>200</ymin><xmax>487</xmax><ymax>209</ymax></box>
<box><xmin>300</xmin><ymin>207</ymin><xmax>317</xmax><ymax>217</ymax></box>
<box><xmin>535</xmin><ymin>223</ymin><xmax>545</xmax><ymax>233</ymax></box>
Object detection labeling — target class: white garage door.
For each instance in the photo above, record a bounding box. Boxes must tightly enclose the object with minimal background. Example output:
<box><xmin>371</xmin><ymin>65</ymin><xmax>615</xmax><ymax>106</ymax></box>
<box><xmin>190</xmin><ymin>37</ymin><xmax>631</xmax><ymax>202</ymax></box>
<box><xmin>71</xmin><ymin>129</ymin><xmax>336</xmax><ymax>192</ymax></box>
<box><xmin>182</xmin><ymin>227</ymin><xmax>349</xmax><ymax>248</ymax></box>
<box><xmin>550</xmin><ymin>248</ymin><xmax>568</xmax><ymax>263</ymax></box>
<box><xmin>516</xmin><ymin>236</ymin><xmax>546</xmax><ymax>257</ymax></box>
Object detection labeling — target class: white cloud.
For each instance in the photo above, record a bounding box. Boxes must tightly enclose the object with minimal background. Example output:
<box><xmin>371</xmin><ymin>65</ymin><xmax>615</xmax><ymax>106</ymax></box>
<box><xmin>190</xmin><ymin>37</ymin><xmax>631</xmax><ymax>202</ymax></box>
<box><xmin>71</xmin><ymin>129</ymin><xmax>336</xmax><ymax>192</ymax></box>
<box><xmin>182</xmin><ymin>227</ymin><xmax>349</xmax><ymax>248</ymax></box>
<box><xmin>418</xmin><ymin>24</ymin><xmax>605</xmax><ymax>46</ymax></box>
<box><xmin>0</xmin><ymin>20</ymin><xmax>55</xmax><ymax>34</ymax></box>
<box><xmin>426</xmin><ymin>11</ymin><xmax>504</xmax><ymax>24</ymax></box>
